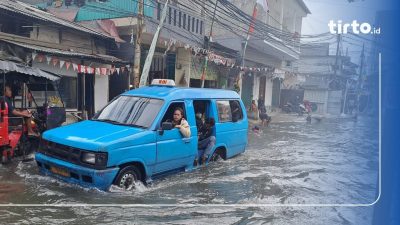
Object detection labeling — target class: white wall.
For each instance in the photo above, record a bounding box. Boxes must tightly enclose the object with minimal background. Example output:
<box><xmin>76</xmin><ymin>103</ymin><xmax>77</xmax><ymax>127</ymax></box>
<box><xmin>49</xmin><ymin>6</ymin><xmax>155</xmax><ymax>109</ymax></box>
<box><xmin>264</xmin><ymin>78</ymin><xmax>273</xmax><ymax>108</ymax></box>
<box><xmin>94</xmin><ymin>75</ymin><xmax>109</xmax><ymax>113</ymax></box>
<box><xmin>175</xmin><ymin>47</ymin><xmax>191</xmax><ymax>87</ymax></box>
<box><xmin>252</xmin><ymin>75</ymin><xmax>260</xmax><ymax>103</ymax></box>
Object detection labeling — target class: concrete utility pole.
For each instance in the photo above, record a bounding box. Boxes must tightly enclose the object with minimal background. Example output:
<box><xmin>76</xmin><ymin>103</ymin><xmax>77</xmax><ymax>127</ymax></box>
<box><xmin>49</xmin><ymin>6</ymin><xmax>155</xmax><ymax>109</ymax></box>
<box><xmin>201</xmin><ymin>0</ymin><xmax>219</xmax><ymax>88</ymax></box>
<box><xmin>139</xmin><ymin>0</ymin><xmax>170</xmax><ymax>87</ymax></box>
<box><xmin>333</xmin><ymin>34</ymin><xmax>341</xmax><ymax>78</ymax></box>
<box><xmin>356</xmin><ymin>43</ymin><xmax>365</xmax><ymax>114</ymax></box>
<box><xmin>133</xmin><ymin>0</ymin><xmax>144</xmax><ymax>89</ymax></box>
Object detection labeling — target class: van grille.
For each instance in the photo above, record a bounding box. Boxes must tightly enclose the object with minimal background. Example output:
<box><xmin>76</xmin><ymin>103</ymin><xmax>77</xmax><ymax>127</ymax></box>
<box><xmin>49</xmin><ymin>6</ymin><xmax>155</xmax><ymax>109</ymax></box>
<box><xmin>41</xmin><ymin>142</ymin><xmax>82</xmax><ymax>165</ymax></box>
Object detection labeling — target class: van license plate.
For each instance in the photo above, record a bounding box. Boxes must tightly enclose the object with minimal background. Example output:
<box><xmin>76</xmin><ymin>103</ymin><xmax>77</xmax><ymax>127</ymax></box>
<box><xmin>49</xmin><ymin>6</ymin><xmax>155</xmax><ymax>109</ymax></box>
<box><xmin>50</xmin><ymin>166</ymin><xmax>70</xmax><ymax>177</ymax></box>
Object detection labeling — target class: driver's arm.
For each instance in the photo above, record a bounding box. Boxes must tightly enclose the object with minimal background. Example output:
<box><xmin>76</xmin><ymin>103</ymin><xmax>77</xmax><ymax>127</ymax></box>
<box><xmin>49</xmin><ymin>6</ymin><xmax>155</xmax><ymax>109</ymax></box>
<box><xmin>12</xmin><ymin>109</ymin><xmax>31</xmax><ymax>117</ymax></box>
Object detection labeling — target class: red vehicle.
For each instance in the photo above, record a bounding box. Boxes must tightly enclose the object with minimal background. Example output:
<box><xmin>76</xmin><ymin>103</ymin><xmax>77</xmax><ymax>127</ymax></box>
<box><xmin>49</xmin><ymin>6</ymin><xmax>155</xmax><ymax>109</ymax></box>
<box><xmin>0</xmin><ymin>62</ymin><xmax>66</xmax><ymax>163</ymax></box>
<box><xmin>0</xmin><ymin>99</ymin><xmax>38</xmax><ymax>163</ymax></box>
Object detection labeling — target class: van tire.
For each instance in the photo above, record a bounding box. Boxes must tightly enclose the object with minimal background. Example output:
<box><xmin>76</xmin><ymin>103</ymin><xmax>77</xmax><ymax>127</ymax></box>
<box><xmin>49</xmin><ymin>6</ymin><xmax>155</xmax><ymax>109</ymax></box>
<box><xmin>210</xmin><ymin>149</ymin><xmax>224</xmax><ymax>162</ymax></box>
<box><xmin>114</xmin><ymin>166</ymin><xmax>142</xmax><ymax>191</ymax></box>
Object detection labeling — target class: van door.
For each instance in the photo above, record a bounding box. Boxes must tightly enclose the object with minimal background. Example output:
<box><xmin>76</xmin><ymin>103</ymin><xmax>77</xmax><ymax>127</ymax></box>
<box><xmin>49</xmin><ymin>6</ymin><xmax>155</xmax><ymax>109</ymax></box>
<box><xmin>215</xmin><ymin>100</ymin><xmax>248</xmax><ymax>157</ymax></box>
<box><xmin>155</xmin><ymin>101</ymin><xmax>197</xmax><ymax>173</ymax></box>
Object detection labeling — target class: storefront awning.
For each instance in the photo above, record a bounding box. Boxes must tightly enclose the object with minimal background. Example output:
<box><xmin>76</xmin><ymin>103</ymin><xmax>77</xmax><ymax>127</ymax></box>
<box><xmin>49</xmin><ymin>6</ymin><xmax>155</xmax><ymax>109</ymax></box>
<box><xmin>0</xmin><ymin>60</ymin><xmax>60</xmax><ymax>81</ymax></box>
<box><xmin>2</xmin><ymin>40</ymin><xmax>125</xmax><ymax>64</ymax></box>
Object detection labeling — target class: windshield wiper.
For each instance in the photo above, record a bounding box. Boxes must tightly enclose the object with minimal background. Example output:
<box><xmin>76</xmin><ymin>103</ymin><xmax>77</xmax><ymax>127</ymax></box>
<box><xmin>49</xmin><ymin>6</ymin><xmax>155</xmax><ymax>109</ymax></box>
<box><xmin>91</xmin><ymin>118</ymin><xmax>119</xmax><ymax>124</ymax></box>
<box><xmin>92</xmin><ymin>119</ymin><xmax>146</xmax><ymax>129</ymax></box>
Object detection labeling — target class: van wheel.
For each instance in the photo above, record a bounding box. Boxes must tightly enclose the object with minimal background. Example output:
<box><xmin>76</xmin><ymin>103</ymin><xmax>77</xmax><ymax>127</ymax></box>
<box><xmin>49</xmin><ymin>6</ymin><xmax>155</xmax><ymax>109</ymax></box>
<box><xmin>114</xmin><ymin>166</ymin><xmax>142</xmax><ymax>191</ymax></box>
<box><xmin>210</xmin><ymin>150</ymin><xmax>223</xmax><ymax>162</ymax></box>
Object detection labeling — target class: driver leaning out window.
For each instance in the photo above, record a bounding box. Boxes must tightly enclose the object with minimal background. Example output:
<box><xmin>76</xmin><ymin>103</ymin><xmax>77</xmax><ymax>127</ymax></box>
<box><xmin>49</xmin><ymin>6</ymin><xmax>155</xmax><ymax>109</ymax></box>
<box><xmin>171</xmin><ymin>107</ymin><xmax>191</xmax><ymax>138</ymax></box>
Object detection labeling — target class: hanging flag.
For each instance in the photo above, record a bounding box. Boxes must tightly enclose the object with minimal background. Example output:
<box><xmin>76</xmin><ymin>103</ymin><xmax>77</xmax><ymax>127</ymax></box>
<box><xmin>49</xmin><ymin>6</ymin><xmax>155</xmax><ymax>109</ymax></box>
<box><xmin>52</xmin><ymin>57</ymin><xmax>59</xmax><ymax>67</ymax></box>
<box><xmin>59</xmin><ymin>60</ymin><xmax>65</xmax><ymax>69</ymax></box>
<box><xmin>46</xmin><ymin>55</ymin><xmax>52</xmax><ymax>65</ymax></box>
<box><xmin>77</xmin><ymin>64</ymin><xmax>82</xmax><ymax>73</ymax></box>
<box><xmin>32</xmin><ymin>52</ymin><xmax>37</xmax><ymax>61</ymax></box>
<box><xmin>121</xmin><ymin>67</ymin><xmax>125</xmax><ymax>73</ymax></box>
<box><xmin>101</xmin><ymin>67</ymin><xmax>107</xmax><ymax>75</ymax></box>
<box><xmin>95</xmin><ymin>68</ymin><xmax>101</xmax><ymax>75</ymax></box>
<box><xmin>245</xmin><ymin>3</ymin><xmax>259</xmax><ymax>42</ymax></box>
<box><xmin>65</xmin><ymin>61</ymin><xmax>71</xmax><ymax>70</ymax></box>
<box><xmin>88</xmin><ymin>67</ymin><xmax>94</xmax><ymax>74</ymax></box>
<box><xmin>116</xmin><ymin>68</ymin><xmax>120</xmax><ymax>75</ymax></box>
<box><xmin>37</xmin><ymin>54</ymin><xmax>44</xmax><ymax>63</ymax></box>
<box><xmin>73</xmin><ymin>63</ymin><xmax>78</xmax><ymax>71</ymax></box>
<box><xmin>84</xmin><ymin>66</ymin><xmax>88</xmax><ymax>74</ymax></box>
<box><xmin>256</xmin><ymin>0</ymin><xmax>269</xmax><ymax>13</ymax></box>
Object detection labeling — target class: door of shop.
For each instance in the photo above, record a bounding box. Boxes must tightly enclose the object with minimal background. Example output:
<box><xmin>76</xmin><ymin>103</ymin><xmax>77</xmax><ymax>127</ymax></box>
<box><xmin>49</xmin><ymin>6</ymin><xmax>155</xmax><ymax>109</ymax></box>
<box><xmin>241</xmin><ymin>73</ymin><xmax>253</xmax><ymax>109</ymax></box>
<box><xmin>272</xmin><ymin>78</ymin><xmax>281</xmax><ymax>107</ymax></box>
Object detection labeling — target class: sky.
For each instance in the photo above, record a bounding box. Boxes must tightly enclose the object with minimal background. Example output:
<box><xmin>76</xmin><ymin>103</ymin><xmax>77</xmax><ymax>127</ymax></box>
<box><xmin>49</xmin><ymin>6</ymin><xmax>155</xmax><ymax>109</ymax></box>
<box><xmin>301</xmin><ymin>0</ymin><xmax>392</xmax><ymax>63</ymax></box>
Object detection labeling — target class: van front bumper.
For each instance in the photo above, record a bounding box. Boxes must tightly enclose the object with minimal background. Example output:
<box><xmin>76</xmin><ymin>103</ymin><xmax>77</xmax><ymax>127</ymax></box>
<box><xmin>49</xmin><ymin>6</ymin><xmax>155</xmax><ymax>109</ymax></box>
<box><xmin>35</xmin><ymin>153</ymin><xmax>119</xmax><ymax>191</ymax></box>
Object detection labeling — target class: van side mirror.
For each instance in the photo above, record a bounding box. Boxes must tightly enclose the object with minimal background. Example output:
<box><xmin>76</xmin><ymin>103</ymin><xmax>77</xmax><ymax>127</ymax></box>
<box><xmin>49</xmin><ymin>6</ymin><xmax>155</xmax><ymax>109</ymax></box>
<box><xmin>158</xmin><ymin>122</ymin><xmax>173</xmax><ymax>135</ymax></box>
<box><xmin>161</xmin><ymin>122</ymin><xmax>173</xmax><ymax>131</ymax></box>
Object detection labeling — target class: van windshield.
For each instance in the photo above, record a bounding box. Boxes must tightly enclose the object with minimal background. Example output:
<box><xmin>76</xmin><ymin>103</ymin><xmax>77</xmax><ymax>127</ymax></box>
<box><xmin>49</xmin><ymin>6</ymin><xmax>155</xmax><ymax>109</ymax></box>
<box><xmin>92</xmin><ymin>96</ymin><xmax>163</xmax><ymax>128</ymax></box>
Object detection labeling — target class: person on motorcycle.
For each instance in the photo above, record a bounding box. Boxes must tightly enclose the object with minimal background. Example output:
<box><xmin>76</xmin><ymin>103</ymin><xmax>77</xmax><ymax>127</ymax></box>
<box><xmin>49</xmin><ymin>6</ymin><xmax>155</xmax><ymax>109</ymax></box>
<box><xmin>4</xmin><ymin>85</ymin><xmax>39</xmax><ymax>137</ymax></box>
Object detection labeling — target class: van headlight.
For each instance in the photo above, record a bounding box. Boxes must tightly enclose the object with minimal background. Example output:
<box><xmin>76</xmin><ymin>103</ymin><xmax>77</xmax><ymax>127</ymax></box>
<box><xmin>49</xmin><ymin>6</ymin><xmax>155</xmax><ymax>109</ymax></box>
<box><xmin>81</xmin><ymin>152</ymin><xmax>96</xmax><ymax>164</ymax></box>
<box><xmin>81</xmin><ymin>152</ymin><xmax>108</xmax><ymax>168</ymax></box>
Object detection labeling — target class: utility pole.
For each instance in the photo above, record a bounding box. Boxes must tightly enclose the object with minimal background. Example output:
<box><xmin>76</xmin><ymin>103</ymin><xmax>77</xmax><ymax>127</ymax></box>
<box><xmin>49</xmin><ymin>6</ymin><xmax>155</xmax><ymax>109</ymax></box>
<box><xmin>201</xmin><ymin>0</ymin><xmax>219</xmax><ymax>88</ymax></box>
<box><xmin>356</xmin><ymin>43</ymin><xmax>365</xmax><ymax>115</ymax></box>
<box><xmin>333</xmin><ymin>34</ymin><xmax>341</xmax><ymax>78</ymax></box>
<box><xmin>133</xmin><ymin>0</ymin><xmax>144</xmax><ymax>89</ymax></box>
<box><xmin>139</xmin><ymin>0</ymin><xmax>170</xmax><ymax>87</ymax></box>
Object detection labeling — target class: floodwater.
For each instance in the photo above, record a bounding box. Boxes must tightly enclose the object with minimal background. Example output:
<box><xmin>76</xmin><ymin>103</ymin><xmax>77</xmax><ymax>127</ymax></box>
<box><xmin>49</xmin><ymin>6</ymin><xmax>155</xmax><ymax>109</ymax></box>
<box><xmin>0</xmin><ymin>116</ymin><xmax>379</xmax><ymax>224</ymax></box>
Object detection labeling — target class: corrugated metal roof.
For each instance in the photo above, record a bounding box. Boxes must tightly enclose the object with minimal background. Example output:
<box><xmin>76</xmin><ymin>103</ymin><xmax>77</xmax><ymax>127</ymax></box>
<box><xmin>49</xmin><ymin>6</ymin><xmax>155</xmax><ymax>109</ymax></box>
<box><xmin>0</xmin><ymin>0</ymin><xmax>114</xmax><ymax>40</ymax></box>
<box><xmin>0</xmin><ymin>60</ymin><xmax>60</xmax><ymax>81</ymax></box>
<box><xmin>2</xmin><ymin>39</ymin><xmax>125</xmax><ymax>63</ymax></box>
<box><xmin>74</xmin><ymin>0</ymin><xmax>154</xmax><ymax>22</ymax></box>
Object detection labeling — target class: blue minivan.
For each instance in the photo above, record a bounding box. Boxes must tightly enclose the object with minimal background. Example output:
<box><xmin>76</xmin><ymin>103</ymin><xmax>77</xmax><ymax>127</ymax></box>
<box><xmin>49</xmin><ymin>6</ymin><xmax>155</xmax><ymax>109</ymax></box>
<box><xmin>35</xmin><ymin>80</ymin><xmax>248</xmax><ymax>191</ymax></box>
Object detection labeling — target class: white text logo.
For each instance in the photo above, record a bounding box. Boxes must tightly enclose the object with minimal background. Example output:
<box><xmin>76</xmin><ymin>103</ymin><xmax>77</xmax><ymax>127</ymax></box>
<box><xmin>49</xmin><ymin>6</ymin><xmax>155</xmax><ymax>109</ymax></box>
<box><xmin>328</xmin><ymin>20</ymin><xmax>380</xmax><ymax>35</ymax></box>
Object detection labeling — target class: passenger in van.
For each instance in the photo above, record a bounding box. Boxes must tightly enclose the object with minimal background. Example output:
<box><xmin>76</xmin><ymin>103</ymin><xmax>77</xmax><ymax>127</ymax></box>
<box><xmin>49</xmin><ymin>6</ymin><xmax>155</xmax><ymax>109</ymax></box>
<box><xmin>231</xmin><ymin>101</ymin><xmax>241</xmax><ymax>122</ymax></box>
<box><xmin>195</xmin><ymin>112</ymin><xmax>204</xmax><ymax>129</ymax></box>
<box><xmin>172</xmin><ymin>107</ymin><xmax>191</xmax><ymax>138</ymax></box>
<box><xmin>198</xmin><ymin>118</ymin><xmax>216</xmax><ymax>163</ymax></box>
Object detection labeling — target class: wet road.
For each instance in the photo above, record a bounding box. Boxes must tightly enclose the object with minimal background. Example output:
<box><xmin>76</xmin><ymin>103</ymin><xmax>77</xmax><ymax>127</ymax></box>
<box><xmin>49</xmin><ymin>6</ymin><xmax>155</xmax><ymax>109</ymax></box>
<box><xmin>0</xmin><ymin>116</ymin><xmax>379</xmax><ymax>224</ymax></box>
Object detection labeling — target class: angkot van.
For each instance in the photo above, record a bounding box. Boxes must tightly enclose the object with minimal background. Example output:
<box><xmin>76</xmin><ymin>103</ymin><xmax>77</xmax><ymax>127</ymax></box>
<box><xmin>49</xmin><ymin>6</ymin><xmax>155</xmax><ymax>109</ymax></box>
<box><xmin>35</xmin><ymin>79</ymin><xmax>248</xmax><ymax>191</ymax></box>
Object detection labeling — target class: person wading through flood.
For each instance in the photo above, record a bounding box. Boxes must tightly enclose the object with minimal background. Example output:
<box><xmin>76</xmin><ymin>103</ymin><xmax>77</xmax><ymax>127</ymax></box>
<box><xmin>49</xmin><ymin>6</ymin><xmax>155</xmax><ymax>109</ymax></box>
<box><xmin>172</xmin><ymin>107</ymin><xmax>191</xmax><ymax>138</ymax></box>
<box><xmin>3</xmin><ymin>85</ymin><xmax>39</xmax><ymax>136</ymax></box>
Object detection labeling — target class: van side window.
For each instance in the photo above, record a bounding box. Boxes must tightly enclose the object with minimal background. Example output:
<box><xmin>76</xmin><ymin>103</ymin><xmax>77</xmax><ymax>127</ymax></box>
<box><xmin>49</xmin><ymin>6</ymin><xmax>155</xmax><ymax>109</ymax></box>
<box><xmin>230</xmin><ymin>100</ymin><xmax>243</xmax><ymax>122</ymax></box>
<box><xmin>217</xmin><ymin>100</ymin><xmax>243</xmax><ymax>123</ymax></box>
<box><xmin>161</xmin><ymin>102</ymin><xmax>186</xmax><ymax>124</ymax></box>
<box><xmin>217</xmin><ymin>101</ymin><xmax>232</xmax><ymax>123</ymax></box>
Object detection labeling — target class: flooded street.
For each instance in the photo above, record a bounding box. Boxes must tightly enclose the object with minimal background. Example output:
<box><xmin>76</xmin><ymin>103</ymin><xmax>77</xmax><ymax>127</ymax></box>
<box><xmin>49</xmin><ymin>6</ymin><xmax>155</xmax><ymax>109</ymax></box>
<box><xmin>0</xmin><ymin>116</ymin><xmax>379</xmax><ymax>224</ymax></box>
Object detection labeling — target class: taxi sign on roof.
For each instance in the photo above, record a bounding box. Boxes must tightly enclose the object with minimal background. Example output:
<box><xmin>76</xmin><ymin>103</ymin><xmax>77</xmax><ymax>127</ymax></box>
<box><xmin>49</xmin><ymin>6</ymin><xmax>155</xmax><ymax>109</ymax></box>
<box><xmin>151</xmin><ymin>79</ymin><xmax>176</xmax><ymax>86</ymax></box>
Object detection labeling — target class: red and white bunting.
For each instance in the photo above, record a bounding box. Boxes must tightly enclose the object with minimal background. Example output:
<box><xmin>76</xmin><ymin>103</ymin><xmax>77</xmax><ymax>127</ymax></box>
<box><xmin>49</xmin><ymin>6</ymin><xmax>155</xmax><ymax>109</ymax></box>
<box><xmin>32</xmin><ymin>52</ymin><xmax>37</xmax><ymax>61</ymax></box>
<box><xmin>37</xmin><ymin>54</ymin><xmax>44</xmax><ymax>63</ymax></box>
<box><xmin>116</xmin><ymin>68</ymin><xmax>120</xmax><ymax>75</ymax></box>
<box><xmin>101</xmin><ymin>67</ymin><xmax>107</xmax><ymax>75</ymax></box>
<box><xmin>59</xmin><ymin>60</ymin><xmax>65</xmax><ymax>69</ymax></box>
<box><xmin>121</xmin><ymin>67</ymin><xmax>125</xmax><ymax>73</ymax></box>
<box><xmin>46</xmin><ymin>56</ymin><xmax>52</xmax><ymax>65</ymax></box>
<box><xmin>95</xmin><ymin>68</ymin><xmax>101</xmax><ymax>75</ymax></box>
<box><xmin>52</xmin><ymin>57</ymin><xmax>59</xmax><ymax>67</ymax></box>
<box><xmin>65</xmin><ymin>62</ymin><xmax>71</xmax><ymax>70</ymax></box>
<box><xmin>87</xmin><ymin>67</ymin><xmax>94</xmax><ymax>74</ymax></box>
<box><xmin>72</xmin><ymin>63</ymin><xmax>78</xmax><ymax>71</ymax></box>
